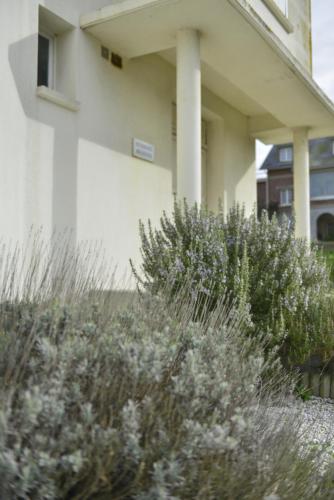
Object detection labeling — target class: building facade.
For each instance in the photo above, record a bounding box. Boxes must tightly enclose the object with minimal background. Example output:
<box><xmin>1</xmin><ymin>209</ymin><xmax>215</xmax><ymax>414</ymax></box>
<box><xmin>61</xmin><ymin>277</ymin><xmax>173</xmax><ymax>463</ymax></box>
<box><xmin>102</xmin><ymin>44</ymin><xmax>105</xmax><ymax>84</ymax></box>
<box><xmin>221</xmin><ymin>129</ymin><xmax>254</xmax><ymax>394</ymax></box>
<box><xmin>1</xmin><ymin>0</ymin><xmax>334</xmax><ymax>279</ymax></box>
<box><xmin>258</xmin><ymin>137</ymin><xmax>334</xmax><ymax>241</ymax></box>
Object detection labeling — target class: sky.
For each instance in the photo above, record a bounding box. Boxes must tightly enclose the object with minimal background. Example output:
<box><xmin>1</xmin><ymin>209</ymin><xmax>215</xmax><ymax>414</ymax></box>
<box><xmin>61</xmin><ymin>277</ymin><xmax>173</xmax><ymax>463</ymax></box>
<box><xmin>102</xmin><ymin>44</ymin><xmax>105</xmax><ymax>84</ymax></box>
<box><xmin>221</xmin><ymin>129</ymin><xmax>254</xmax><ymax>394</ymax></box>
<box><xmin>312</xmin><ymin>0</ymin><xmax>334</xmax><ymax>100</ymax></box>
<box><xmin>256</xmin><ymin>0</ymin><xmax>334</xmax><ymax>171</ymax></box>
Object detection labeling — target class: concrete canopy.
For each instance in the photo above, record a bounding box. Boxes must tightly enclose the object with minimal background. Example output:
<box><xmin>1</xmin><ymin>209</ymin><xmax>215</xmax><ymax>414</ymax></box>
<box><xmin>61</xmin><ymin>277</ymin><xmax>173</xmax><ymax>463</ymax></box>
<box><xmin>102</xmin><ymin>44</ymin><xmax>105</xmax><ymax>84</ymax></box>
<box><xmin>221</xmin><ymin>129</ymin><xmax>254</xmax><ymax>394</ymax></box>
<box><xmin>80</xmin><ymin>0</ymin><xmax>334</xmax><ymax>145</ymax></box>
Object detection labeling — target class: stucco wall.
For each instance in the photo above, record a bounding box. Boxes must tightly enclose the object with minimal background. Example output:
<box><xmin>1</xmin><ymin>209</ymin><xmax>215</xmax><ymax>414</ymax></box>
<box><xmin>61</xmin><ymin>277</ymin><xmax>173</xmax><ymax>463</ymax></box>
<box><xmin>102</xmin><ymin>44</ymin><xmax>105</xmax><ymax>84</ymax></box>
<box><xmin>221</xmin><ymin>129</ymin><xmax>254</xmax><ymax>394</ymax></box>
<box><xmin>246</xmin><ymin>0</ymin><xmax>312</xmax><ymax>72</ymax></box>
<box><xmin>0</xmin><ymin>0</ymin><xmax>256</xmax><ymax>282</ymax></box>
<box><xmin>75</xmin><ymin>44</ymin><xmax>176</xmax><ymax>280</ymax></box>
<box><xmin>204</xmin><ymin>88</ymin><xmax>256</xmax><ymax>215</ymax></box>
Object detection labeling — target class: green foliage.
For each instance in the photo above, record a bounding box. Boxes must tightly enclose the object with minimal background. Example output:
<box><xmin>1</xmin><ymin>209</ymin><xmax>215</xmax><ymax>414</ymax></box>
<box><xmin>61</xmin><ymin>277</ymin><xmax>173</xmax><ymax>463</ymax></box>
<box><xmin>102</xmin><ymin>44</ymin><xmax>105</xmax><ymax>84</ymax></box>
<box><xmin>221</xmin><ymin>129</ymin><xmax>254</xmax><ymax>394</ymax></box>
<box><xmin>323</xmin><ymin>248</ymin><xmax>334</xmax><ymax>282</ymax></box>
<box><xmin>134</xmin><ymin>201</ymin><xmax>334</xmax><ymax>365</ymax></box>
<box><xmin>296</xmin><ymin>384</ymin><xmax>312</xmax><ymax>402</ymax></box>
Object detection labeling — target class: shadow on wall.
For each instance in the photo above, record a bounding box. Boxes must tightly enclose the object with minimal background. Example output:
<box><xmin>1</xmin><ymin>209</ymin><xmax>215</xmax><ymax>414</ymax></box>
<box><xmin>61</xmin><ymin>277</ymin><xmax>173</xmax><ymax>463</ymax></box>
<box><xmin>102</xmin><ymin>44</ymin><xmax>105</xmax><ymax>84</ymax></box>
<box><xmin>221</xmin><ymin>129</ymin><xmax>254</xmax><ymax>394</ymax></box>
<box><xmin>8</xmin><ymin>33</ymin><xmax>78</xmax><ymax>242</ymax></box>
<box><xmin>8</xmin><ymin>28</ymin><xmax>177</xmax><ymax>234</ymax></box>
<box><xmin>8</xmin><ymin>17</ymin><xmax>251</xmax><ymax>265</ymax></box>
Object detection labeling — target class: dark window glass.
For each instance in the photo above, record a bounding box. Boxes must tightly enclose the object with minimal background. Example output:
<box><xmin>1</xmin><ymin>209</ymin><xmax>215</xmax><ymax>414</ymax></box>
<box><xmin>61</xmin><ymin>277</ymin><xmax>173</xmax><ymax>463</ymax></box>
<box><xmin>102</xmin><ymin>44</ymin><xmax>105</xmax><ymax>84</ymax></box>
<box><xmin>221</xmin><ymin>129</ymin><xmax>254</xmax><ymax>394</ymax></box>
<box><xmin>310</xmin><ymin>171</ymin><xmax>334</xmax><ymax>198</ymax></box>
<box><xmin>37</xmin><ymin>34</ymin><xmax>49</xmax><ymax>87</ymax></box>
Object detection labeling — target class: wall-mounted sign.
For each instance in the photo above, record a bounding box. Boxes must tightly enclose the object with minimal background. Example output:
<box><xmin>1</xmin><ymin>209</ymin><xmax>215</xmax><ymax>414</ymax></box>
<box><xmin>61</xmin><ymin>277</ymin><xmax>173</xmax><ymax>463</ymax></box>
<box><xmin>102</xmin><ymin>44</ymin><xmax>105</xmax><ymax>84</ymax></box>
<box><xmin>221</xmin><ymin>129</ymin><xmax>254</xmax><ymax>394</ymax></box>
<box><xmin>132</xmin><ymin>138</ymin><xmax>155</xmax><ymax>163</ymax></box>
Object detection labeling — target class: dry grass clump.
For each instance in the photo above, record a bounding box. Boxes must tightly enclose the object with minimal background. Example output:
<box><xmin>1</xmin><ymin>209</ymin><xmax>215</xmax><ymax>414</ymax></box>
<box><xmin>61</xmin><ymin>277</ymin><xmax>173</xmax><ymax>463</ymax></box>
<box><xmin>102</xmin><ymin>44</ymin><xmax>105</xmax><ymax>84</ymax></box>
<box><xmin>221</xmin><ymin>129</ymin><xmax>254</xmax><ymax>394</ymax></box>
<box><xmin>0</xmin><ymin>236</ymin><xmax>333</xmax><ymax>499</ymax></box>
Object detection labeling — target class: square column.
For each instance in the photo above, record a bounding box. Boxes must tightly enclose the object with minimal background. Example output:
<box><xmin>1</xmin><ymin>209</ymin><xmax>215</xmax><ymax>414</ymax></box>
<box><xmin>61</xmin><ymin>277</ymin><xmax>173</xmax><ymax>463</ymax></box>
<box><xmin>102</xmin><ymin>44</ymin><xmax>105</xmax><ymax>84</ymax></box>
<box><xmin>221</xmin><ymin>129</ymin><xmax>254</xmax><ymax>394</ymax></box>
<box><xmin>293</xmin><ymin>127</ymin><xmax>310</xmax><ymax>241</ymax></box>
<box><xmin>177</xmin><ymin>29</ymin><xmax>201</xmax><ymax>205</ymax></box>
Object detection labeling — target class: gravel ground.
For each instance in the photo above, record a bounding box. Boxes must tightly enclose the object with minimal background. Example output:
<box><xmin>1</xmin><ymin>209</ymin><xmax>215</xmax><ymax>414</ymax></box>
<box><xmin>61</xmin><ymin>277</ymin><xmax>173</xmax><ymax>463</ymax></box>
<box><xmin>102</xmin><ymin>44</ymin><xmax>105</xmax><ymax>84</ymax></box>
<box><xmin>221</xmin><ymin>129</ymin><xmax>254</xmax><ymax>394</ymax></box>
<box><xmin>297</xmin><ymin>397</ymin><xmax>334</xmax><ymax>470</ymax></box>
<box><xmin>266</xmin><ymin>397</ymin><xmax>334</xmax><ymax>473</ymax></box>
<box><xmin>298</xmin><ymin>397</ymin><xmax>334</xmax><ymax>443</ymax></box>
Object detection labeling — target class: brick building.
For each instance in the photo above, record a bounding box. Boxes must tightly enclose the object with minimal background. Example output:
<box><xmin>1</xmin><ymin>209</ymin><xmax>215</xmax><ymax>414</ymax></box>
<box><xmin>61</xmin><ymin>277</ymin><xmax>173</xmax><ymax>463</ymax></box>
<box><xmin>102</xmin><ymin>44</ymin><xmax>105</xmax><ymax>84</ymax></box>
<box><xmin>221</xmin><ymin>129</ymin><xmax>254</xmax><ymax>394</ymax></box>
<box><xmin>258</xmin><ymin>137</ymin><xmax>334</xmax><ymax>241</ymax></box>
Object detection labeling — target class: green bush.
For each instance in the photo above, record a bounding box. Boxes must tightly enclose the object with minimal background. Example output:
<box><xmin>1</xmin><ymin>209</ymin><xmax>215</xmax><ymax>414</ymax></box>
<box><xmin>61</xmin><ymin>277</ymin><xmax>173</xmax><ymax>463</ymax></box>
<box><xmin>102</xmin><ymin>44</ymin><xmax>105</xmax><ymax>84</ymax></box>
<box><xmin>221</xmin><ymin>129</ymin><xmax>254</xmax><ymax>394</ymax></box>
<box><xmin>323</xmin><ymin>249</ymin><xmax>334</xmax><ymax>283</ymax></box>
<box><xmin>134</xmin><ymin>202</ymin><xmax>334</xmax><ymax>365</ymax></box>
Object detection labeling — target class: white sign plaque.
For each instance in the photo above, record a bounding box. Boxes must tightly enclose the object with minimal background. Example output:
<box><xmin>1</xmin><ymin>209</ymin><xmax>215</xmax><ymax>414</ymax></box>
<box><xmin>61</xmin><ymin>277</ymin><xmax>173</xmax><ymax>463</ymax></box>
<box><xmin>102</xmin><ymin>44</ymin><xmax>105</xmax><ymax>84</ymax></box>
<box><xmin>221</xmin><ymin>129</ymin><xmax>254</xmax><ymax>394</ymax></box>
<box><xmin>132</xmin><ymin>138</ymin><xmax>155</xmax><ymax>162</ymax></box>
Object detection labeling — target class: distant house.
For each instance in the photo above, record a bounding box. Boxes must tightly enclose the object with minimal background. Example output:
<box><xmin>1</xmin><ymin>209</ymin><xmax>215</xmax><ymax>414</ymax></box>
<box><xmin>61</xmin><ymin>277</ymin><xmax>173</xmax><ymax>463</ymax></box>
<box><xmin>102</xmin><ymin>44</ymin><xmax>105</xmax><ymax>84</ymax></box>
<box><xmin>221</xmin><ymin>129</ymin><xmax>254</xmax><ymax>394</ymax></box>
<box><xmin>258</xmin><ymin>137</ymin><xmax>334</xmax><ymax>241</ymax></box>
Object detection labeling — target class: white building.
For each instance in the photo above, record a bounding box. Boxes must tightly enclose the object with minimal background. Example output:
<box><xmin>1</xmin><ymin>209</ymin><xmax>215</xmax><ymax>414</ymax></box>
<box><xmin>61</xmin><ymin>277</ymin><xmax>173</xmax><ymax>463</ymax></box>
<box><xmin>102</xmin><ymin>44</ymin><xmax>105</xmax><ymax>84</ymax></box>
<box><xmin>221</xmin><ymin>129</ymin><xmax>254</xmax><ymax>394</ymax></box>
<box><xmin>1</xmin><ymin>0</ymin><xmax>334</xmax><ymax>278</ymax></box>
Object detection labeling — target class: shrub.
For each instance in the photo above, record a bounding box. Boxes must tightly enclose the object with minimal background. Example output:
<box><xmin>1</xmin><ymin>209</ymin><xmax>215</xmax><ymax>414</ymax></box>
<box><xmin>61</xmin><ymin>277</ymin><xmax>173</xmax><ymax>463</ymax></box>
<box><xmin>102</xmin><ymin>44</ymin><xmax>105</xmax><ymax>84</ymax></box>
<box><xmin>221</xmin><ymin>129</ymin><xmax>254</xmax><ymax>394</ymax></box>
<box><xmin>134</xmin><ymin>202</ymin><xmax>334</xmax><ymax>365</ymax></box>
<box><xmin>0</xmin><ymin>239</ymin><xmax>333</xmax><ymax>499</ymax></box>
<box><xmin>323</xmin><ymin>249</ymin><xmax>334</xmax><ymax>283</ymax></box>
<box><xmin>0</xmin><ymin>290</ymin><xmax>333</xmax><ymax>499</ymax></box>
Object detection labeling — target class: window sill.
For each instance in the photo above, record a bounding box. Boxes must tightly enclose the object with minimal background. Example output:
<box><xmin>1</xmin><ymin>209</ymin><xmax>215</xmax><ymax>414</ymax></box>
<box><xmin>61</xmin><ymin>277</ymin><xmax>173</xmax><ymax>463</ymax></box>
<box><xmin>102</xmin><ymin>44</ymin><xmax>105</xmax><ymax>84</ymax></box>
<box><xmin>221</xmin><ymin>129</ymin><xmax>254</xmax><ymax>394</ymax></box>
<box><xmin>36</xmin><ymin>86</ymin><xmax>80</xmax><ymax>112</ymax></box>
<box><xmin>311</xmin><ymin>196</ymin><xmax>334</xmax><ymax>202</ymax></box>
<box><xmin>262</xmin><ymin>0</ymin><xmax>294</xmax><ymax>34</ymax></box>
<box><xmin>279</xmin><ymin>203</ymin><xmax>292</xmax><ymax>208</ymax></box>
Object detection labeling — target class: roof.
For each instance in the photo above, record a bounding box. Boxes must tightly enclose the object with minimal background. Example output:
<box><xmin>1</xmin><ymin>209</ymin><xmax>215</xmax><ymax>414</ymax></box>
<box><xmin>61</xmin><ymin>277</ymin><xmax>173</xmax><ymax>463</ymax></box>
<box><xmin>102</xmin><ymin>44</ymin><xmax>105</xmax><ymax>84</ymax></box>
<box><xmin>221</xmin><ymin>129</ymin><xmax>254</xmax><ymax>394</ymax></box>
<box><xmin>261</xmin><ymin>137</ymin><xmax>334</xmax><ymax>171</ymax></box>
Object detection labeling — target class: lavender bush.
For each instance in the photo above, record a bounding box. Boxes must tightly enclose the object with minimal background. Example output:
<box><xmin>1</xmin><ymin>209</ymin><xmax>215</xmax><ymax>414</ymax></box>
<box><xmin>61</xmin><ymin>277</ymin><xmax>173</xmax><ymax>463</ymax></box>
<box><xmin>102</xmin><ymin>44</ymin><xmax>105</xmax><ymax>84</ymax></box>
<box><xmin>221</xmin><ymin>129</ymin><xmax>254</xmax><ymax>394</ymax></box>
<box><xmin>134</xmin><ymin>202</ymin><xmax>334</xmax><ymax>365</ymax></box>
<box><xmin>0</xmin><ymin>238</ymin><xmax>333</xmax><ymax>498</ymax></box>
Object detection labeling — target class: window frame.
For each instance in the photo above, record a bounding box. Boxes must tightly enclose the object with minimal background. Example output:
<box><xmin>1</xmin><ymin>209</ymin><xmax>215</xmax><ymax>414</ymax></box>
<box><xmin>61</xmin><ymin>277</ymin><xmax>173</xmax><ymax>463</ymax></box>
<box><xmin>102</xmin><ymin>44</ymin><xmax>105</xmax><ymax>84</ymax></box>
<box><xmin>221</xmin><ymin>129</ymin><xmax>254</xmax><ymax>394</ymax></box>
<box><xmin>38</xmin><ymin>30</ymin><xmax>56</xmax><ymax>89</ymax></box>
<box><xmin>273</xmin><ymin>0</ymin><xmax>288</xmax><ymax>16</ymax></box>
<box><xmin>279</xmin><ymin>187</ymin><xmax>293</xmax><ymax>207</ymax></box>
<box><xmin>279</xmin><ymin>146</ymin><xmax>293</xmax><ymax>163</ymax></box>
<box><xmin>310</xmin><ymin>170</ymin><xmax>334</xmax><ymax>200</ymax></box>
<box><xmin>261</xmin><ymin>0</ymin><xmax>293</xmax><ymax>33</ymax></box>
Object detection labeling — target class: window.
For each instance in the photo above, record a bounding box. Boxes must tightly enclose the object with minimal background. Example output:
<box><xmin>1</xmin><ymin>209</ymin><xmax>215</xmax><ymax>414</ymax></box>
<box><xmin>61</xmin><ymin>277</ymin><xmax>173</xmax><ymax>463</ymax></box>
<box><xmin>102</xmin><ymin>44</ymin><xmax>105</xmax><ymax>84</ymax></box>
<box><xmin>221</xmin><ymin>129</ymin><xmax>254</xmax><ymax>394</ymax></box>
<box><xmin>37</xmin><ymin>6</ymin><xmax>77</xmax><ymax>103</ymax></box>
<box><xmin>279</xmin><ymin>147</ymin><xmax>292</xmax><ymax>163</ymax></box>
<box><xmin>280</xmin><ymin>188</ymin><xmax>292</xmax><ymax>206</ymax></box>
<box><xmin>273</xmin><ymin>0</ymin><xmax>288</xmax><ymax>15</ymax></box>
<box><xmin>37</xmin><ymin>33</ymin><xmax>54</xmax><ymax>87</ymax></box>
<box><xmin>332</xmin><ymin>141</ymin><xmax>334</xmax><ymax>156</ymax></box>
<box><xmin>310</xmin><ymin>171</ymin><xmax>334</xmax><ymax>199</ymax></box>
<box><xmin>262</xmin><ymin>0</ymin><xmax>292</xmax><ymax>32</ymax></box>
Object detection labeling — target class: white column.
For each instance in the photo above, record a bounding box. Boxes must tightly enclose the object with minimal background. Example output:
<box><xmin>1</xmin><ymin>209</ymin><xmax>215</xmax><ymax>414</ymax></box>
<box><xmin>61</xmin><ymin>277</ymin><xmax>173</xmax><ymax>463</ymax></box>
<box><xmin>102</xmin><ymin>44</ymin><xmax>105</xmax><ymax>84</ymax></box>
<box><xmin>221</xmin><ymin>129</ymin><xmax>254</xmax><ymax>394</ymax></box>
<box><xmin>293</xmin><ymin>127</ymin><xmax>310</xmax><ymax>241</ymax></box>
<box><xmin>177</xmin><ymin>29</ymin><xmax>201</xmax><ymax>205</ymax></box>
